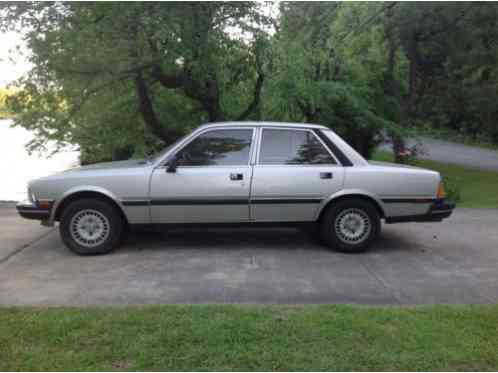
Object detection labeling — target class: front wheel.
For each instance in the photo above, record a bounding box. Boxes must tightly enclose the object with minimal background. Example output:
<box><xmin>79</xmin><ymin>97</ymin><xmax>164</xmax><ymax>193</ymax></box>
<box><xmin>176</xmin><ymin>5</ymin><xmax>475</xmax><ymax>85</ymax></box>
<box><xmin>59</xmin><ymin>198</ymin><xmax>124</xmax><ymax>255</ymax></box>
<box><xmin>319</xmin><ymin>199</ymin><xmax>381</xmax><ymax>253</ymax></box>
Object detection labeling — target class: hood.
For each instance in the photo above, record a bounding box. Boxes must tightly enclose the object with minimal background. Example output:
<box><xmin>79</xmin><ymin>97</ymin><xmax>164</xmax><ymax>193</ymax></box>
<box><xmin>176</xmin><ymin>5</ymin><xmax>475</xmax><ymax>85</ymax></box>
<box><xmin>64</xmin><ymin>159</ymin><xmax>150</xmax><ymax>173</ymax></box>
<box><xmin>29</xmin><ymin>158</ymin><xmax>152</xmax><ymax>186</ymax></box>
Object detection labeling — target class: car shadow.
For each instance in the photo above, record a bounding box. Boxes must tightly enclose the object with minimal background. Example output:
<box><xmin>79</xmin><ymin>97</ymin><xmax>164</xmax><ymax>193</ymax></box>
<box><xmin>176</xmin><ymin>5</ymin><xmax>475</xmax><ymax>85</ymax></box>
<box><xmin>121</xmin><ymin>227</ymin><xmax>325</xmax><ymax>253</ymax></box>
<box><xmin>371</xmin><ymin>228</ymin><xmax>422</xmax><ymax>253</ymax></box>
<box><xmin>117</xmin><ymin>225</ymin><xmax>418</xmax><ymax>254</ymax></box>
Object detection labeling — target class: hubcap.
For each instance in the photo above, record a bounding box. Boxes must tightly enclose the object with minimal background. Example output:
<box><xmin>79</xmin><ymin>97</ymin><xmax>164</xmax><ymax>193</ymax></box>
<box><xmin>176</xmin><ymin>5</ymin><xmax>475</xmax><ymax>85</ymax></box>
<box><xmin>70</xmin><ymin>209</ymin><xmax>110</xmax><ymax>248</ymax></box>
<box><xmin>334</xmin><ymin>208</ymin><xmax>371</xmax><ymax>245</ymax></box>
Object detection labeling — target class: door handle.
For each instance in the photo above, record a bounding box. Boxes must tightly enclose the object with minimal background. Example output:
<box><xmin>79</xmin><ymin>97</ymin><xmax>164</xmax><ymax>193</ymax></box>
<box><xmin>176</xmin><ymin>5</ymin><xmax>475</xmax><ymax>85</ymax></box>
<box><xmin>230</xmin><ymin>173</ymin><xmax>243</xmax><ymax>181</ymax></box>
<box><xmin>320</xmin><ymin>172</ymin><xmax>333</xmax><ymax>179</ymax></box>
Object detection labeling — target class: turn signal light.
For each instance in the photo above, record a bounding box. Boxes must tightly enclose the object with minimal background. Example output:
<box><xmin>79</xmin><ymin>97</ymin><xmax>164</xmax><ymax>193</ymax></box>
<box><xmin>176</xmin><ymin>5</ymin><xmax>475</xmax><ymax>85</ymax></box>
<box><xmin>436</xmin><ymin>182</ymin><xmax>446</xmax><ymax>199</ymax></box>
<box><xmin>37</xmin><ymin>200</ymin><xmax>52</xmax><ymax>209</ymax></box>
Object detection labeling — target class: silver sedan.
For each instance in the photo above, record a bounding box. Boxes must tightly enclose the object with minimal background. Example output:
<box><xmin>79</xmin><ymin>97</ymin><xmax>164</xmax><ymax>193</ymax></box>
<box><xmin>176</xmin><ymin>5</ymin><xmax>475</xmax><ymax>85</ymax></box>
<box><xmin>17</xmin><ymin>122</ymin><xmax>454</xmax><ymax>255</ymax></box>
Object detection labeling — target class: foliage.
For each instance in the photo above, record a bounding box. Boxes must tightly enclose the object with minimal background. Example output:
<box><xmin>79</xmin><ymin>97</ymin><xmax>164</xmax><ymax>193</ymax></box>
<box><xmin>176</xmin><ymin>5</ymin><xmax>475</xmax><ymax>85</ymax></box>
<box><xmin>1</xmin><ymin>2</ymin><xmax>498</xmax><ymax>162</ymax></box>
<box><xmin>0</xmin><ymin>87</ymin><xmax>15</xmax><ymax>118</ymax></box>
<box><xmin>383</xmin><ymin>2</ymin><xmax>498</xmax><ymax>159</ymax></box>
<box><xmin>443</xmin><ymin>175</ymin><xmax>462</xmax><ymax>204</ymax></box>
<box><xmin>416</xmin><ymin>3</ymin><xmax>498</xmax><ymax>146</ymax></box>
<box><xmin>263</xmin><ymin>2</ymin><xmax>396</xmax><ymax>158</ymax></box>
<box><xmin>1</xmin><ymin>2</ymin><xmax>272</xmax><ymax>160</ymax></box>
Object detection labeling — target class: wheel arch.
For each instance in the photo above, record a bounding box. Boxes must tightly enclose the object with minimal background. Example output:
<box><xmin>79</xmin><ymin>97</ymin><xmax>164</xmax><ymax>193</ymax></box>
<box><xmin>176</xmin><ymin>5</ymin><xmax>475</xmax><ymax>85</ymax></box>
<box><xmin>51</xmin><ymin>187</ymin><xmax>129</xmax><ymax>225</ymax></box>
<box><xmin>316</xmin><ymin>190</ymin><xmax>386</xmax><ymax>222</ymax></box>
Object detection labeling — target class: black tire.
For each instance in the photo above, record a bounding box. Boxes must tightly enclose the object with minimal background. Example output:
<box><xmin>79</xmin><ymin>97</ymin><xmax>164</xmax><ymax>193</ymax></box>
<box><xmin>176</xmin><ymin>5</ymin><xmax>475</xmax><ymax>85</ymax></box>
<box><xmin>59</xmin><ymin>198</ymin><xmax>124</xmax><ymax>255</ymax></box>
<box><xmin>319</xmin><ymin>199</ymin><xmax>381</xmax><ymax>253</ymax></box>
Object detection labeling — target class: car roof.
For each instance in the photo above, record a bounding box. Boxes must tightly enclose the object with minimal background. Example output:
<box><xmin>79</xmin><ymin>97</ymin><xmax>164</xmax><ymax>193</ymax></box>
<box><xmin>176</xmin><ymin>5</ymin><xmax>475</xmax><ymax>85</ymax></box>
<box><xmin>199</xmin><ymin>121</ymin><xmax>329</xmax><ymax>130</ymax></box>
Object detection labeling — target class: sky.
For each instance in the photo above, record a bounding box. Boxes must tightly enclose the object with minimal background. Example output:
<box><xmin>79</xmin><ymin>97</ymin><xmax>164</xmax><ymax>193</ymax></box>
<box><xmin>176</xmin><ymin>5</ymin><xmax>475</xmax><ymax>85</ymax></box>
<box><xmin>0</xmin><ymin>31</ymin><xmax>32</xmax><ymax>87</ymax></box>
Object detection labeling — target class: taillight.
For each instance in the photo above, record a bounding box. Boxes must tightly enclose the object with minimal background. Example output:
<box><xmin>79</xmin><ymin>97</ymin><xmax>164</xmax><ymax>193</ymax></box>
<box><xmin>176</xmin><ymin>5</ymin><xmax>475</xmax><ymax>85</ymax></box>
<box><xmin>436</xmin><ymin>181</ymin><xmax>446</xmax><ymax>199</ymax></box>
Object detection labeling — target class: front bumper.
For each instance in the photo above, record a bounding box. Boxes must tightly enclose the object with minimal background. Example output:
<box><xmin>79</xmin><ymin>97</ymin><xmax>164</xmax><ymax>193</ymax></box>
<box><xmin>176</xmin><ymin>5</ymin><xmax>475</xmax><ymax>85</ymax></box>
<box><xmin>385</xmin><ymin>199</ymin><xmax>455</xmax><ymax>224</ymax></box>
<box><xmin>16</xmin><ymin>200</ymin><xmax>53</xmax><ymax>221</ymax></box>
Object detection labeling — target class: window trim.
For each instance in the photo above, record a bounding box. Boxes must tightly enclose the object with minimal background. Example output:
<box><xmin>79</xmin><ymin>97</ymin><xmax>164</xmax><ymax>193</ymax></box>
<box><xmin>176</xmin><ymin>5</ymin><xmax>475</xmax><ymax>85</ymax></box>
<box><xmin>161</xmin><ymin>127</ymin><xmax>256</xmax><ymax>168</ymax></box>
<box><xmin>255</xmin><ymin>127</ymin><xmax>341</xmax><ymax>166</ymax></box>
<box><xmin>313</xmin><ymin>129</ymin><xmax>354</xmax><ymax>167</ymax></box>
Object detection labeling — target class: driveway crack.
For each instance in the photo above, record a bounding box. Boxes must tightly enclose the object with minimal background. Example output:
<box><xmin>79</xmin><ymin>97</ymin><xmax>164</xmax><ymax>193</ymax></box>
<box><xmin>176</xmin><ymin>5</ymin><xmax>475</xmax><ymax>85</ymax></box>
<box><xmin>360</xmin><ymin>259</ymin><xmax>403</xmax><ymax>305</ymax></box>
<box><xmin>0</xmin><ymin>228</ymin><xmax>55</xmax><ymax>265</ymax></box>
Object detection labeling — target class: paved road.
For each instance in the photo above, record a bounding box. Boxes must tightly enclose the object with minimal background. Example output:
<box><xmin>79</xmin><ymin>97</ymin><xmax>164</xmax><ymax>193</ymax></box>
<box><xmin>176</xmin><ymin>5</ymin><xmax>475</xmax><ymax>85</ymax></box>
<box><xmin>380</xmin><ymin>137</ymin><xmax>498</xmax><ymax>172</ymax></box>
<box><xmin>1</xmin><ymin>207</ymin><xmax>498</xmax><ymax>305</ymax></box>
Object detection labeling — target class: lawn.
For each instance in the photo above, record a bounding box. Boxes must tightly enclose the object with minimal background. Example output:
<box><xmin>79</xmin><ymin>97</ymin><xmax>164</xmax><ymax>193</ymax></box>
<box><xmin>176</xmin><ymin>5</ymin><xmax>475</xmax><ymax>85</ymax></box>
<box><xmin>372</xmin><ymin>151</ymin><xmax>498</xmax><ymax>209</ymax></box>
<box><xmin>1</xmin><ymin>305</ymin><xmax>498</xmax><ymax>371</ymax></box>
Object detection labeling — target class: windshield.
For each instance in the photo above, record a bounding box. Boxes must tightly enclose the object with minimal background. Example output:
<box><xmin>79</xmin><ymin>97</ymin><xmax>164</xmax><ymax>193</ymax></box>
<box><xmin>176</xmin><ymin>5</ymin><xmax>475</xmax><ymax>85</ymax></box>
<box><xmin>148</xmin><ymin>133</ymin><xmax>189</xmax><ymax>164</ymax></box>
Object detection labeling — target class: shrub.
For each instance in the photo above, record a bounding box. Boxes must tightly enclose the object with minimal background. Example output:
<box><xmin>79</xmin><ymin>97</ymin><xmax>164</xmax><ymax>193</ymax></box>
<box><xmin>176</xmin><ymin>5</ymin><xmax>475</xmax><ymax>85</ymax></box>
<box><xmin>443</xmin><ymin>175</ymin><xmax>462</xmax><ymax>203</ymax></box>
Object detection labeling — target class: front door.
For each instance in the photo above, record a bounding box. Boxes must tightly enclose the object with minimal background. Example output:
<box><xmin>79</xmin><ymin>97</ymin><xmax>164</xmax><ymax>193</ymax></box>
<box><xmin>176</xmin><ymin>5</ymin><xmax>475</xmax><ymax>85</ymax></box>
<box><xmin>250</xmin><ymin>127</ymin><xmax>345</xmax><ymax>222</ymax></box>
<box><xmin>150</xmin><ymin>128</ymin><xmax>255</xmax><ymax>223</ymax></box>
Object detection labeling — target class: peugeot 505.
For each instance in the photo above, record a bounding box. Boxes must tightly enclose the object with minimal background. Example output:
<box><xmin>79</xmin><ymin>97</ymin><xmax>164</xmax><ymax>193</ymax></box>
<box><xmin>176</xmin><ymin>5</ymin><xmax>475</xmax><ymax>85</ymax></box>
<box><xmin>17</xmin><ymin>122</ymin><xmax>454</xmax><ymax>255</ymax></box>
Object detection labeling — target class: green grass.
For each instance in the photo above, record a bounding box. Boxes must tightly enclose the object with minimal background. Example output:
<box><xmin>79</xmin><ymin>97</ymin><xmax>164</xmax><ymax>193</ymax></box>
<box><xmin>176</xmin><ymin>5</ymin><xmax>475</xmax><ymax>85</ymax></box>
<box><xmin>372</xmin><ymin>151</ymin><xmax>498</xmax><ymax>208</ymax></box>
<box><xmin>1</xmin><ymin>305</ymin><xmax>498</xmax><ymax>371</ymax></box>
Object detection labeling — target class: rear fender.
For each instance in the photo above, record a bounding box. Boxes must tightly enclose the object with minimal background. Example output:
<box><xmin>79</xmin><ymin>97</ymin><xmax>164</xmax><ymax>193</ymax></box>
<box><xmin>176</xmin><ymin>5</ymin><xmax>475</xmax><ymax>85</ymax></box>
<box><xmin>315</xmin><ymin>189</ymin><xmax>386</xmax><ymax>220</ymax></box>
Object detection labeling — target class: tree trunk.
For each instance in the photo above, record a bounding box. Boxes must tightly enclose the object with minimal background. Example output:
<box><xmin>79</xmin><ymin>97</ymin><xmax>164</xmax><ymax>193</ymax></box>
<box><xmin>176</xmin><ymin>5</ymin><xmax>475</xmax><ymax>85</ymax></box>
<box><xmin>391</xmin><ymin>134</ymin><xmax>406</xmax><ymax>163</ymax></box>
<box><xmin>384</xmin><ymin>8</ymin><xmax>407</xmax><ymax>163</ymax></box>
<box><xmin>203</xmin><ymin>78</ymin><xmax>224</xmax><ymax>122</ymax></box>
<box><xmin>135</xmin><ymin>73</ymin><xmax>182</xmax><ymax>144</ymax></box>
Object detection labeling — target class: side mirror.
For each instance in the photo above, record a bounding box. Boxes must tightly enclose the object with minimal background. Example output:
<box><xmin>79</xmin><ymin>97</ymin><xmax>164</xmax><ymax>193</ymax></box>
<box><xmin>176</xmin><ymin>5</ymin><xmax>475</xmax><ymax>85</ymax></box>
<box><xmin>166</xmin><ymin>156</ymin><xmax>178</xmax><ymax>173</ymax></box>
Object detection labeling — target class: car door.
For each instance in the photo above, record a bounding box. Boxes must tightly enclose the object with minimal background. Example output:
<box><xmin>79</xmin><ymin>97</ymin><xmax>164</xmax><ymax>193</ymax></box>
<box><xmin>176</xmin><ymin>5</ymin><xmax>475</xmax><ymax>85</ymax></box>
<box><xmin>150</xmin><ymin>127</ymin><xmax>255</xmax><ymax>223</ymax></box>
<box><xmin>250</xmin><ymin>127</ymin><xmax>345</xmax><ymax>222</ymax></box>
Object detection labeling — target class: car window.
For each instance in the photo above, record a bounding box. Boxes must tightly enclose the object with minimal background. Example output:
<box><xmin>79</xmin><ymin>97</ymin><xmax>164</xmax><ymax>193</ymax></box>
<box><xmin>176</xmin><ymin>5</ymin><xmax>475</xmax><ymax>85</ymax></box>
<box><xmin>259</xmin><ymin>129</ymin><xmax>336</xmax><ymax>165</ymax></box>
<box><xmin>176</xmin><ymin>129</ymin><xmax>253</xmax><ymax>166</ymax></box>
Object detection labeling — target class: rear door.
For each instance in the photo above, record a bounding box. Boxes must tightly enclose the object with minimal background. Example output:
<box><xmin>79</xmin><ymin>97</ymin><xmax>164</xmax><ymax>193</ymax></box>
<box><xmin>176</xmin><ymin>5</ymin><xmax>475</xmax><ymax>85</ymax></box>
<box><xmin>150</xmin><ymin>127</ymin><xmax>255</xmax><ymax>223</ymax></box>
<box><xmin>250</xmin><ymin>127</ymin><xmax>344</xmax><ymax>222</ymax></box>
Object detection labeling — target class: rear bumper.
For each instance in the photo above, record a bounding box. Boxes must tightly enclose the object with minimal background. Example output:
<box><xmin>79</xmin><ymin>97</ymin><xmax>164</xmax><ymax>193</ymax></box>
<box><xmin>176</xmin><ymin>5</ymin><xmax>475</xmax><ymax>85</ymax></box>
<box><xmin>385</xmin><ymin>199</ymin><xmax>455</xmax><ymax>223</ymax></box>
<box><xmin>16</xmin><ymin>200</ymin><xmax>52</xmax><ymax>221</ymax></box>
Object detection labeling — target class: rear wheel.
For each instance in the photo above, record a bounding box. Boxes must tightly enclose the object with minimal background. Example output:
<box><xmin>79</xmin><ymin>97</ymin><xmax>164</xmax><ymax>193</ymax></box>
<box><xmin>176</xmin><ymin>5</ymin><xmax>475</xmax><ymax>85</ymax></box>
<box><xmin>59</xmin><ymin>198</ymin><xmax>124</xmax><ymax>255</ymax></box>
<box><xmin>319</xmin><ymin>199</ymin><xmax>380</xmax><ymax>253</ymax></box>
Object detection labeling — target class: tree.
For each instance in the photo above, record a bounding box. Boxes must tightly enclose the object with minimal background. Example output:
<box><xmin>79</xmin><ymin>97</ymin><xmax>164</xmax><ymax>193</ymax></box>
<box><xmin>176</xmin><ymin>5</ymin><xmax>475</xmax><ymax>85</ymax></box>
<box><xmin>1</xmin><ymin>2</ymin><xmax>272</xmax><ymax>162</ymax></box>
<box><xmin>381</xmin><ymin>2</ymin><xmax>498</xmax><ymax>160</ymax></box>
<box><xmin>416</xmin><ymin>2</ymin><xmax>498</xmax><ymax>144</ymax></box>
<box><xmin>263</xmin><ymin>2</ymin><xmax>395</xmax><ymax>158</ymax></box>
<box><xmin>2</xmin><ymin>2</ymin><xmax>497</xmax><ymax>164</ymax></box>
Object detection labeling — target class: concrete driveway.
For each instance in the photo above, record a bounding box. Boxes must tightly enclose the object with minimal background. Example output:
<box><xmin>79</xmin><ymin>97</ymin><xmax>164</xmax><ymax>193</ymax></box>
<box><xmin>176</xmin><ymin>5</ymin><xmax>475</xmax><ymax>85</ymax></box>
<box><xmin>1</xmin><ymin>206</ymin><xmax>498</xmax><ymax>305</ymax></box>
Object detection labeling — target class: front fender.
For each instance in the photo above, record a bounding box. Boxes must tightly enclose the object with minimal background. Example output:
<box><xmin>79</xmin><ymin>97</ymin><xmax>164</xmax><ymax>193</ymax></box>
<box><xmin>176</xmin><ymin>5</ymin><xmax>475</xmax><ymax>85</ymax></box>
<box><xmin>48</xmin><ymin>185</ymin><xmax>124</xmax><ymax>225</ymax></box>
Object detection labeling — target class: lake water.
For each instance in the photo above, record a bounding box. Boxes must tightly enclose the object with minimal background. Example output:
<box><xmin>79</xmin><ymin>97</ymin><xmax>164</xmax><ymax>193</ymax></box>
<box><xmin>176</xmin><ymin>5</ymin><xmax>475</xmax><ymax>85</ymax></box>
<box><xmin>0</xmin><ymin>119</ymin><xmax>80</xmax><ymax>201</ymax></box>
